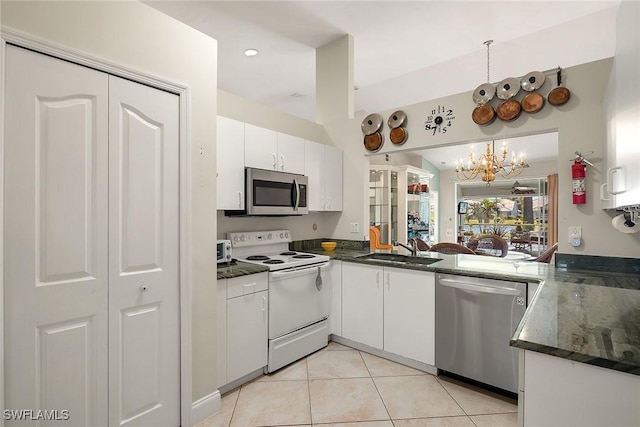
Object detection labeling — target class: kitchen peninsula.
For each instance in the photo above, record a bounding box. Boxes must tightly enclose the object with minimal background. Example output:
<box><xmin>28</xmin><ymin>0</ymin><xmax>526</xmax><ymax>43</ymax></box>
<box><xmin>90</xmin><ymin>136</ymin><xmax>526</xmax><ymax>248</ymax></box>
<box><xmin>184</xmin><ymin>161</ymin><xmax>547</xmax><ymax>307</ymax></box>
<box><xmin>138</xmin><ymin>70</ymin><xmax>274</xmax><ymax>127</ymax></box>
<box><xmin>310</xmin><ymin>245</ymin><xmax>640</xmax><ymax>427</ymax></box>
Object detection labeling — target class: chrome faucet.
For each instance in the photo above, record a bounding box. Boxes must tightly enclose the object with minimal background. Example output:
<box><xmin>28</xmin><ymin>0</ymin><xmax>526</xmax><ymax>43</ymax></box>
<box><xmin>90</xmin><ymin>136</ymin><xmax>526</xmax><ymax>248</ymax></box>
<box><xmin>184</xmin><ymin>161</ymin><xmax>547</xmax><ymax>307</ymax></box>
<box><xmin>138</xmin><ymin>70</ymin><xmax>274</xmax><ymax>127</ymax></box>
<box><xmin>397</xmin><ymin>240</ymin><xmax>417</xmax><ymax>256</ymax></box>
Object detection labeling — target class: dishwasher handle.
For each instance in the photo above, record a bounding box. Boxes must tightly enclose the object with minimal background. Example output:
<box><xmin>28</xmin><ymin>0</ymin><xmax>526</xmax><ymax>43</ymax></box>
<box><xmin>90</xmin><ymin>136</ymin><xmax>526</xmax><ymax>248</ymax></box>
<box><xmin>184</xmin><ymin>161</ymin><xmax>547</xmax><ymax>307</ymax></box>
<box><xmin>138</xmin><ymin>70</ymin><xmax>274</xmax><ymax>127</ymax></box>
<box><xmin>439</xmin><ymin>278</ymin><xmax>522</xmax><ymax>296</ymax></box>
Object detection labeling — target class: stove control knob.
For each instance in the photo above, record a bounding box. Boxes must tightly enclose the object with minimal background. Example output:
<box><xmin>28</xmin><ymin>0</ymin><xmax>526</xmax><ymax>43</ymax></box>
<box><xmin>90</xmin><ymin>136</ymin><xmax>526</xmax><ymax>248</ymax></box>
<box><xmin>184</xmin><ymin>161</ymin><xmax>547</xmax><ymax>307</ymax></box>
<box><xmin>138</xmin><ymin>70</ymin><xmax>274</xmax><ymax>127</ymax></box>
<box><xmin>279</xmin><ymin>233</ymin><xmax>284</xmax><ymax>239</ymax></box>
<box><xmin>267</xmin><ymin>233</ymin><xmax>272</xmax><ymax>240</ymax></box>
<box><xmin>285</xmin><ymin>232</ymin><xmax>289</xmax><ymax>239</ymax></box>
<box><xmin>240</xmin><ymin>235</ymin><xmax>246</xmax><ymax>242</ymax></box>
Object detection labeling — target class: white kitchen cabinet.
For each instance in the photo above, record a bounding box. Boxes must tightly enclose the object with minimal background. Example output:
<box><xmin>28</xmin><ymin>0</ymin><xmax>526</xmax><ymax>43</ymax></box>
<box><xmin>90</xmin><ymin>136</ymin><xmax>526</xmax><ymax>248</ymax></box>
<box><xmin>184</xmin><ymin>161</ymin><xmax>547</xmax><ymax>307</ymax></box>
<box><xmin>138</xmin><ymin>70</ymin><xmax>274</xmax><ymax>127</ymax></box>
<box><xmin>217</xmin><ymin>272</ymin><xmax>269</xmax><ymax>387</ymax></box>
<box><xmin>602</xmin><ymin>1</ymin><xmax>640</xmax><ymax>209</ymax></box>
<box><xmin>276</xmin><ymin>132</ymin><xmax>306</xmax><ymax>174</ymax></box>
<box><xmin>244</xmin><ymin>123</ymin><xmax>278</xmax><ymax>171</ymax></box>
<box><xmin>341</xmin><ymin>262</ymin><xmax>435</xmax><ymax>365</ymax></box>
<box><xmin>341</xmin><ymin>263</ymin><xmax>383</xmax><ymax>349</ymax></box>
<box><xmin>217</xmin><ymin>116</ymin><xmax>245</xmax><ymax>210</ymax></box>
<box><xmin>328</xmin><ymin>260</ymin><xmax>342</xmax><ymax>336</ymax></box>
<box><xmin>305</xmin><ymin>140</ymin><xmax>343</xmax><ymax>211</ymax></box>
<box><xmin>244</xmin><ymin>123</ymin><xmax>305</xmax><ymax>174</ymax></box>
<box><xmin>383</xmin><ymin>267</ymin><xmax>435</xmax><ymax>365</ymax></box>
<box><xmin>521</xmin><ymin>350</ymin><xmax>640</xmax><ymax>427</ymax></box>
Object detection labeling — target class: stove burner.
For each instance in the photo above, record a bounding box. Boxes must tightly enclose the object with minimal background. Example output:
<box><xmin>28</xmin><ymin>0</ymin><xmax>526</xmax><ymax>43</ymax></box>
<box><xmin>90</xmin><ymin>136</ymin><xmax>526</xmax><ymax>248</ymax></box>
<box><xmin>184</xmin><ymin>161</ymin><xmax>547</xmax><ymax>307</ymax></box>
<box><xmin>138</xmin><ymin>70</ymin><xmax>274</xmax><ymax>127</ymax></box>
<box><xmin>264</xmin><ymin>259</ymin><xmax>285</xmax><ymax>264</ymax></box>
<box><xmin>247</xmin><ymin>255</ymin><xmax>270</xmax><ymax>261</ymax></box>
<box><xmin>292</xmin><ymin>254</ymin><xmax>315</xmax><ymax>259</ymax></box>
<box><xmin>280</xmin><ymin>251</ymin><xmax>297</xmax><ymax>256</ymax></box>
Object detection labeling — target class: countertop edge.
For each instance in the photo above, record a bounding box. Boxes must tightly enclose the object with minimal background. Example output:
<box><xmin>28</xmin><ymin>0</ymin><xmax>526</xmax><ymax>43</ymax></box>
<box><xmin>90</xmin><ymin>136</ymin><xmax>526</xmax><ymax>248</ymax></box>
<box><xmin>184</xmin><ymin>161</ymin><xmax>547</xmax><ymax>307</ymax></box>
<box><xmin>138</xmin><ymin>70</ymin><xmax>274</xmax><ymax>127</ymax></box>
<box><xmin>510</xmin><ymin>339</ymin><xmax>640</xmax><ymax>376</ymax></box>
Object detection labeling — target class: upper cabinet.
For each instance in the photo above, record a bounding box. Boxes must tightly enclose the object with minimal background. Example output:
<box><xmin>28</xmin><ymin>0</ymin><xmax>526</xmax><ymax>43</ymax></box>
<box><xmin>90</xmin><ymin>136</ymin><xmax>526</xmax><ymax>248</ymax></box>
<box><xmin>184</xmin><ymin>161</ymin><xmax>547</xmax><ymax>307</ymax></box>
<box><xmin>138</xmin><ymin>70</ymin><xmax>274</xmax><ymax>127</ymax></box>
<box><xmin>217</xmin><ymin>117</ymin><xmax>342</xmax><ymax>212</ymax></box>
<box><xmin>603</xmin><ymin>1</ymin><xmax>640</xmax><ymax>209</ymax></box>
<box><xmin>217</xmin><ymin>116</ymin><xmax>245</xmax><ymax>210</ymax></box>
<box><xmin>276</xmin><ymin>133</ymin><xmax>306</xmax><ymax>175</ymax></box>
<box><xmin>244</xmin><ymin>123</ymin><xmax>305</xmax><ymax>174</ymax></box>
<box><xmin>305</xmin><ymin>140</ymin><xmax>343</xmax><ymax>211</ymax></box>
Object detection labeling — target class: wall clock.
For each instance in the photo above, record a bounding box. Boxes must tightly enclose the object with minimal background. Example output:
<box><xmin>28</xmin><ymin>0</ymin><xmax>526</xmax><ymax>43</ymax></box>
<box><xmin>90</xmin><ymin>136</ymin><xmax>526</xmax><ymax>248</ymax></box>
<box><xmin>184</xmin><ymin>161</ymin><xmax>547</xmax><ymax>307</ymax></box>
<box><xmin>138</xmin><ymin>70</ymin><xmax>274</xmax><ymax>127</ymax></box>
<box><xmin>424</xmin><ymin>105</ymin><xmax>456</xmax><ymax>135</ymax></box>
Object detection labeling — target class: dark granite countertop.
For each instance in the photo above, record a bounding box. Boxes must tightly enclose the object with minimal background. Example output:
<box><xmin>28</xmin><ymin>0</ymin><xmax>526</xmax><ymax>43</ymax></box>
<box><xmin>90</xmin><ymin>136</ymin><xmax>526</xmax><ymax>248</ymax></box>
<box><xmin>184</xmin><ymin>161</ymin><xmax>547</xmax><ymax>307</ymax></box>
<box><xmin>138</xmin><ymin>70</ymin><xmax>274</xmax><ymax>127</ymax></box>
<box><xmin>312</xmin><ymin>247</ymin><xmax>640</xmax><ymax>376</ymax></box>
<box><xmin>217</xmin><ymin>261</ymin><xmax>269</xmax><ymax>280</ymax></box>
<box><xmin>510</xmin><ymin>268</ymin><xmax>640</xmax><ymax>375</ymax></box>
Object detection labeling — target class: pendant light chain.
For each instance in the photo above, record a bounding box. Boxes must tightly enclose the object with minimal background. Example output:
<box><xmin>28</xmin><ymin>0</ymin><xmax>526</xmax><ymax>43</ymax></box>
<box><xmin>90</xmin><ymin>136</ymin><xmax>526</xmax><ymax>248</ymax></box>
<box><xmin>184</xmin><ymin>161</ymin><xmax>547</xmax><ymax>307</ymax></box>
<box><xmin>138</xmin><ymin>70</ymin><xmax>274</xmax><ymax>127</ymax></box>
<box><xmin>484</xmin><ymin>39</ymin><xmax>493</xmax><ymax>83</ymax></box>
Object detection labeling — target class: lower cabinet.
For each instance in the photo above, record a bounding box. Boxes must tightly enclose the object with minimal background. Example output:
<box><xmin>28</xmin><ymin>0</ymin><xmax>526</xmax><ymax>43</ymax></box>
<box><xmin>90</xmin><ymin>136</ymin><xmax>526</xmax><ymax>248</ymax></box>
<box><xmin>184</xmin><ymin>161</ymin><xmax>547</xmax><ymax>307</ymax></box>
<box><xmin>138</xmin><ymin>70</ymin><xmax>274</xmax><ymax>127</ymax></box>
<box><xmin>217</xmin><ymin>272</ymin><xmax>268</xmax><ymax>388</ymax></box>
<box><xmin>521</xmin><ymin>349</ymin><xmax>640</xmax><ymax>427</ymax></box>
<box><xmin>328</xmin><ymin>260</ymin><xmax>343</xmax><ymax>336</ymax></box>
<box><xmin>341</xmin><ymin>263</ymin><xmax>435</xmax><ymax>365</ymax></box>
<box><xmin>383</xmin><ymin>266</ymin><xmax>435</xmax><ymax>365</ymax></box>
<box><xmin>342</xmin><ymin>263</ymin><xmax>384</xmax><ymax>349</ymax></box>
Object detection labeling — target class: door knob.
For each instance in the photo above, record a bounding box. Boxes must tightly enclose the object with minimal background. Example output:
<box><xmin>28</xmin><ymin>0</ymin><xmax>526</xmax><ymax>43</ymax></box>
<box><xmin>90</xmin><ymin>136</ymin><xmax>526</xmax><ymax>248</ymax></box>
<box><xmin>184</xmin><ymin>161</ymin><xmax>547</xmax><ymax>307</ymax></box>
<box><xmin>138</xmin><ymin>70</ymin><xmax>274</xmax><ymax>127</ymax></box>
<box><xmin>140</xmin><ymin>284</ymin><xmax>148</xmax><ymax>292</ymax></box>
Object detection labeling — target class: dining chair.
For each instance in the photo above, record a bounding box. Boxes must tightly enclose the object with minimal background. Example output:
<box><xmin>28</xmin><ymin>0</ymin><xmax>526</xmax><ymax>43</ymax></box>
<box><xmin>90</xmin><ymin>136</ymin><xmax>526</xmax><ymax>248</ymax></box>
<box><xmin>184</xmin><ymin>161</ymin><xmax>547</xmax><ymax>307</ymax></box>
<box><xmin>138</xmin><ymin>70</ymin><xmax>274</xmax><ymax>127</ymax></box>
<box><xmin>408</xmin><ymin>237</ymin><xmax>431</xmax><ymax>251</ymax></box>
<box><xmin>369</xmin><ymin>226</ymin><xmax>393</xmax><ymax>251</ymax></box>
<box><xmin>429</xmin><ymin>242</ymin><xmax>476</xmax><ymax>255</ymax></box>
<box><xmin>532</xmin><ymin>242</ymin><xmax>558</xmax><ymax>263</ymax></box>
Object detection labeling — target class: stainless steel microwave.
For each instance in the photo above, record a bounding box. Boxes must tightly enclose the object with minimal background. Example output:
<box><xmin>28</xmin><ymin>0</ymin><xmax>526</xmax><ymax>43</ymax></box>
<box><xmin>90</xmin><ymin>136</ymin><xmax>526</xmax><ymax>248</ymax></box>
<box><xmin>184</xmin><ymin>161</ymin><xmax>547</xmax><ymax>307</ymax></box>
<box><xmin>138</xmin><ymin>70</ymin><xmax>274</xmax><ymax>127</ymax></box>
<box><xmin>225</xmin><ymin>168</ymin><xmax>308</xmax><ymax>216</ymax></box>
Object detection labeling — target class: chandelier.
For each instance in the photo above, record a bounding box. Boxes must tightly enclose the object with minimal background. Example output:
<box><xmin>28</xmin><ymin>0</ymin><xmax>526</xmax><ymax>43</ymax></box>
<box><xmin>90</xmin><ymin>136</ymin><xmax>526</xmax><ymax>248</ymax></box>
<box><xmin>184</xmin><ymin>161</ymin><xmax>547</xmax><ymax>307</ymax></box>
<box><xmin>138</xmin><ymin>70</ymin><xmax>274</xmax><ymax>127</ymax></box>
<box><xmin>455</xmin><ymin>140</ymin><xmax>525</xmax><ymax>184</ymax></box>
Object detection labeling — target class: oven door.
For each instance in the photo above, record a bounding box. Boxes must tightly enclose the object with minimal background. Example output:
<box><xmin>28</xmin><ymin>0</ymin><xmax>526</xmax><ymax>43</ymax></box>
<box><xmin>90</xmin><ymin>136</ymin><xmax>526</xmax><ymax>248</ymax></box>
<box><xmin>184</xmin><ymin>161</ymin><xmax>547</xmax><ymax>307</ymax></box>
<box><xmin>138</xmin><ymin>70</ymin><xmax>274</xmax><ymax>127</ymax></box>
<box><xmin>268</xmin><ymin>262</ymin><xmax>330</xmax><ymax>339</ymax></box>
<box><xmin>246</xmin><ymin>168</ymin><xmax>308</xmax><ymax>215</ymax></box>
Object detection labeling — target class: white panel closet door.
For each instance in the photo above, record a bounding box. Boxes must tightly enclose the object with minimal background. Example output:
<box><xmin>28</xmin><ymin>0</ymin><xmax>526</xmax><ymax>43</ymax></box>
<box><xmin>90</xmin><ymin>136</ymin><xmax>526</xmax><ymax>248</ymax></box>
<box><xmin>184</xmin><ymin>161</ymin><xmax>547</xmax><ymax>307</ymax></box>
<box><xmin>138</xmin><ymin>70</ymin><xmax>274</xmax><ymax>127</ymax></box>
<box><xmin>4</xmin><ymin>45</ymin><xmax>109</xmax><ymax>426</ymax></box>
<box><xmin>108</xmin><ymin>76</ymin><xmax>180</xmax><ymax>427</ymax></box>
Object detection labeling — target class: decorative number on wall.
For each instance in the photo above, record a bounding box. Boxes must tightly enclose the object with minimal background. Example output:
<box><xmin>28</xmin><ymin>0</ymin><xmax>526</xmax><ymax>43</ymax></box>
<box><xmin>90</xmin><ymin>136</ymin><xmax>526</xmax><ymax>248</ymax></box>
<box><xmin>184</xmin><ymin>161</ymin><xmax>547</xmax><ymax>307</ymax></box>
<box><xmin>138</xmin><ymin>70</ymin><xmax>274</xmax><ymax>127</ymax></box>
<box><xmin>424</xmin><ymin>105</ymin><xmax>456</xmax><ymax>135</ymax></box>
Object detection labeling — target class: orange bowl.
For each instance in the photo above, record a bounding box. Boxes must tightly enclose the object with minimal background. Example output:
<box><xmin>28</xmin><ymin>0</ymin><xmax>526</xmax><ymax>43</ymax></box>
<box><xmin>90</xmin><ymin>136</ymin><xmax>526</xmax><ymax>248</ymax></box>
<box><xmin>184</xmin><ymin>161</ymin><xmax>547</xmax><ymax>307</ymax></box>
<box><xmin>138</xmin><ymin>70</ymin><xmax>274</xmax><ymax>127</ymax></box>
<box><xmin>321</xmin><ymin>242</ymin><xmax>337</xmax><ymax>251</ymax></box>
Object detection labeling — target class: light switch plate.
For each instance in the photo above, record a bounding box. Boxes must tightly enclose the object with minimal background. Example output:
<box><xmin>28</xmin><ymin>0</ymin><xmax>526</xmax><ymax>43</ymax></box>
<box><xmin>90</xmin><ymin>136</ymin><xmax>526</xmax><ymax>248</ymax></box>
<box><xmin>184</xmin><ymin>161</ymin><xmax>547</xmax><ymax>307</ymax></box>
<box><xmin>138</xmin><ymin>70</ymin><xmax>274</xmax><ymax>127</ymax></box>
<box><xmin>350</xmin><ymin>222</ymin><xmax>360</xmax><ymax>233</ymax></box>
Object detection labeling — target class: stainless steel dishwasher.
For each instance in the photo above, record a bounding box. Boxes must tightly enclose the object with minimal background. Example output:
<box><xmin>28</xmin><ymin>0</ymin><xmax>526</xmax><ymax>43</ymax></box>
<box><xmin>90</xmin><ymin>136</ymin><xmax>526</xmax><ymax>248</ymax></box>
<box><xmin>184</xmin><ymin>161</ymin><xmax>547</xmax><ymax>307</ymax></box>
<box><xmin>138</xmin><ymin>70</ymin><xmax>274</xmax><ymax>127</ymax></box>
<box><xmin>435</xmin><ymin>273</ymin><xmax>527</xmax><ymax>394</ymax></box>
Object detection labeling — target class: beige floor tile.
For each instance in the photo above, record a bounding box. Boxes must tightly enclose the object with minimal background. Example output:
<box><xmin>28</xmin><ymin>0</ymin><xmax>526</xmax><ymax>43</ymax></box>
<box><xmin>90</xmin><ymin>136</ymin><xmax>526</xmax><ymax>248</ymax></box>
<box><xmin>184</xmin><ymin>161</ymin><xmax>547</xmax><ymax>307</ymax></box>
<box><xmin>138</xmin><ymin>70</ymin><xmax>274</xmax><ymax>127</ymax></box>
<box><xmin>258</xmin><ymin>358</ymin><xmax>308</xmax><ymax>381</ymax></box>
<box><xmin>469</xmin><ymin>413</ymin><xmax>518</xmax><ymax>427</ymax></box>
<box><xmin>360</xmin><ymin>352</ymin><xmax>426</xmax><ymax>377</ymax></box>
<box><xmin>314</xmin><ymin>421</ymin><xmax>393</xmax><ymax>427</ymax></box>
<box><xmin>230</xmin><ymin>381</ymin><xmax>311</xmax><ymax>427</ymax></box>
<box><xmin>309</xmin><ymin>378</ymin><xmax>390</xmax><ymax>424</ymax></box>
<box><xmin>436</xmin><ymin>377</ymin><xmax>517</xmax><ymax>416</ymax></box>
<box><xmin>392</xmin><ymin>416</ymin><xmax>476</xmax><ymax>427</ymax></box>
<box><xmin>324</xmin><ymin>341</ymin><xmax>353</xmax><ymax>351</ymax></box>
<box><xmin>307</xmin><ymin>349</ymin><xmax>369</xmax><ymax>379</ymax></box>
<box><xmin>373</xmin><ymin>375</ymin><xmax>465</xmax><ymax>419</ymax></box>
<box><xmin>196</xmin><ymin>389</ymin><xmax>239</xmax><ymax>427</ymax></box>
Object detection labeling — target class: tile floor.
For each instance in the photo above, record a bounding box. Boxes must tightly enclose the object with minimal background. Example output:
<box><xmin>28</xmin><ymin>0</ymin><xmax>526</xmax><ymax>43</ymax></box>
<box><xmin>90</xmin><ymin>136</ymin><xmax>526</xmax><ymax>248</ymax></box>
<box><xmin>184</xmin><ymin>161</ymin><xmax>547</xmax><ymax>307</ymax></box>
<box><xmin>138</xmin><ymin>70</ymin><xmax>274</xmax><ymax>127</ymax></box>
<box><xmin>197</xmin><ymin>342</ymin><xmax>518</xmax><ymax>427</ymax></box>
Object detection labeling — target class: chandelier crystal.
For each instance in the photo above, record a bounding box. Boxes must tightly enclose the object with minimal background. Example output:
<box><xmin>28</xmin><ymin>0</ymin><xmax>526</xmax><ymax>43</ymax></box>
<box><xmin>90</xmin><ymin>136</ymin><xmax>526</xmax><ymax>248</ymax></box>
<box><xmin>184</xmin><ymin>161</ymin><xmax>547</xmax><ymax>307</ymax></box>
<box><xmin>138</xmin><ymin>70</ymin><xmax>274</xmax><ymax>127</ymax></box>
<box><xmin>455</xmin><ymin>141</ymin><xmax>525</xmax><ymax>185</ymax></box>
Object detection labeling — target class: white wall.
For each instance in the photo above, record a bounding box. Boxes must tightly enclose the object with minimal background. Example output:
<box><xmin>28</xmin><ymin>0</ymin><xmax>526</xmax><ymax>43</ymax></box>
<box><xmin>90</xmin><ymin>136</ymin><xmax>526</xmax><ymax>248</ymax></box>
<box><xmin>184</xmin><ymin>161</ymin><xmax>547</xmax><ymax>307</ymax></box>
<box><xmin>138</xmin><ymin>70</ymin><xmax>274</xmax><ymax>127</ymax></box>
<box><xmin>326</xmin><ymin>58</ymin><xmax>640</xmax><ymax>258</ymax></box>
<box><xmin>1</xmin><ymin>0</ymin><xmax>219</xmax><ymax>406</ymax></box>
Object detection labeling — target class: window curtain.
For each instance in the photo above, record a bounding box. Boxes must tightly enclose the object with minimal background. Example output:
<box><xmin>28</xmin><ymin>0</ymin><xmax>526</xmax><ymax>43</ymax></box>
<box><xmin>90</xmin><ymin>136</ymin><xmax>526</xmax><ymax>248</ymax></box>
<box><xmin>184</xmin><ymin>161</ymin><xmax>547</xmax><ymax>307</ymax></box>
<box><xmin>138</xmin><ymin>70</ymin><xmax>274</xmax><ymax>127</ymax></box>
<box><xmin>547</xmin><ymin>174</ymin><xmax>558</xmax><ymax>245</ymax></box>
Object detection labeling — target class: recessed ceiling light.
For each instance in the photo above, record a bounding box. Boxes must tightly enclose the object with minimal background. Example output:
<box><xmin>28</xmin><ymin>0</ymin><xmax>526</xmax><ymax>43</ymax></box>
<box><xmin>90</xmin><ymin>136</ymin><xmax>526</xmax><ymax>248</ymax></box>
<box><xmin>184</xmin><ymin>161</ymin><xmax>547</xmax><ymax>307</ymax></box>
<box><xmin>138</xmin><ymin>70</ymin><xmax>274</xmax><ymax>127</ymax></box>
<box><xmin>244</xmin><ymin>48</ymin><xmax>259</xmax><ymax>57</ymax></box>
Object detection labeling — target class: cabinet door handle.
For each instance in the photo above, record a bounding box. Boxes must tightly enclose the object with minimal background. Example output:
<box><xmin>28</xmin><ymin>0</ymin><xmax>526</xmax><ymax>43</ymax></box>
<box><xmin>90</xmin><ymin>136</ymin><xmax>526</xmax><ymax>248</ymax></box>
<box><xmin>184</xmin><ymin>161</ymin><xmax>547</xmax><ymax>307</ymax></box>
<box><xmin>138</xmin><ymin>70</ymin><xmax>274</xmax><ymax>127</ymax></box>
<box><xmin>386</xmin><ymin>272</ymin><xmax>390</xmax><ymax>290</ymax></box>
<box><xmin>326</xmin><ymin>196</ymin><xmax>331</xmax><ymax>209</ymax></box>
<box><xmin>262</xmin><ymin>296</ymin><xmax>266</xmax><ymax>312</ymax></box>
<box><xmin>238</xmin><ymin>191</ymin><xmax>243</xmax><ymax>207</ymax></box>
<box><xmin>607</xmin><ymin>166</ymin><xmax>625</xmax><ymax>195</ymax></box>
<box><xmin>272</xmin><ymin>153</ymin><xmax>277</xmax><ymax>169</ymax></box>
<box><xmin>599</xmin><ymin>183</ymin><xmax>611</xmax><ymax>201</ymax></box>
<box><xmin>280</xmin><ymin>154</ymin><xmax>285</xmax><ymax>171</ymax></box>
<box><xmin>376</xmin><ymin>271</ymin><xmax>380</xmax><ymax>287</ymax></box>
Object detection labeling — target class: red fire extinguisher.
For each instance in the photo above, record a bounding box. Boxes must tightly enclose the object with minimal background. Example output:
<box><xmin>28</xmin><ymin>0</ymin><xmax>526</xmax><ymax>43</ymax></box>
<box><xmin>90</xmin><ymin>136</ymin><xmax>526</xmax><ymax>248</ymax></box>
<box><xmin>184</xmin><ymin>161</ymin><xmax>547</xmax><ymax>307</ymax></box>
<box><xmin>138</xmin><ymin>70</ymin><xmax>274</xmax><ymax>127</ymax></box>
<box><xmin>572</xmin><ymin>157</ymin><xmax>586</xmax><ymax>204</ymax></box>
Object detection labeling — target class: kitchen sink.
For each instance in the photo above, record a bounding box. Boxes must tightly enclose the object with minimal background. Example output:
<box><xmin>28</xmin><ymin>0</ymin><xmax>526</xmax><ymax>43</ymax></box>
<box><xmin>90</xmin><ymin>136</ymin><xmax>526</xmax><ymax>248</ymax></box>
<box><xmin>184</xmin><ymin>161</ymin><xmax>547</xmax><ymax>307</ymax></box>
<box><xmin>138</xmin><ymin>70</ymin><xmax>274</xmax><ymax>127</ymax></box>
<box><xmin>357</xmin><ymin>253</ymin><xmax>441</xmax><ymax>266</ymax></box>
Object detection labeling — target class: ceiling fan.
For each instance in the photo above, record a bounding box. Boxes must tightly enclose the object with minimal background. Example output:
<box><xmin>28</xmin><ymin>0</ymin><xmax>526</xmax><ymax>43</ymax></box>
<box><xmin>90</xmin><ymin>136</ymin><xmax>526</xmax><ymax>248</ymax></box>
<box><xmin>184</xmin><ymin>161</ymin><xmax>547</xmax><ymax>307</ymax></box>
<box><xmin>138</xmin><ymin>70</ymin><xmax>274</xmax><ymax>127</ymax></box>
<box><xmin>511</xmin><ymin>180</ymin><xmax>537</xmax><ymax>194</ymax></box>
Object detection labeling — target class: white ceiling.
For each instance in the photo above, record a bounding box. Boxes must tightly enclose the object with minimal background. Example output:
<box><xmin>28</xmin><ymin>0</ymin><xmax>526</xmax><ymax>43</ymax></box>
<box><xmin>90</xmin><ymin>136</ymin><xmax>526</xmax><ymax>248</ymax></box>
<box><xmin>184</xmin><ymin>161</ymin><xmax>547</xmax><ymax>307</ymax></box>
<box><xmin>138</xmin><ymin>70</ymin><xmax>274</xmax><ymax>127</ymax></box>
<box><xmin>146</xmin><ymin>0</ymin><xmax>618</xmax><ymax>165</ymax></box>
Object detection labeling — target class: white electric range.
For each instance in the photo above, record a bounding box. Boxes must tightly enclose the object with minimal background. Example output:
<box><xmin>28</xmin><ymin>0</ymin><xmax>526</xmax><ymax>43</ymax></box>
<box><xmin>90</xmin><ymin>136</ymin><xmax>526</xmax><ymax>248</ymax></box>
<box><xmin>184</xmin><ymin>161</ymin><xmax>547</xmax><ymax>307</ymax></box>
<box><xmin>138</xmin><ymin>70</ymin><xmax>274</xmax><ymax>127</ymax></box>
<box><xmin>228</xmin><ymin>230</ymin><xmax>331</xmax><ymax>372</ymax></box>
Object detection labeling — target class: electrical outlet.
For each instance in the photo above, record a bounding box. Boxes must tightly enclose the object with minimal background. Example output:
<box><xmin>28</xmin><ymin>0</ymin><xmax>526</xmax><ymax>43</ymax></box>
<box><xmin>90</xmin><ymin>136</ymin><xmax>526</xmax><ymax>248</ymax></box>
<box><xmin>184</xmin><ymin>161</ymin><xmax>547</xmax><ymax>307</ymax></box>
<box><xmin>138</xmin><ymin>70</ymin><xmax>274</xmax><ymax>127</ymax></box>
<box><xmin>350</xmin><ymin>222</ymin><xmax>360</xmax><ymax>233</ymax></box>
<box><xmin>568</xmin><ymin>226</ymin><xmax>582</xmax><ymax>246</ymax></box>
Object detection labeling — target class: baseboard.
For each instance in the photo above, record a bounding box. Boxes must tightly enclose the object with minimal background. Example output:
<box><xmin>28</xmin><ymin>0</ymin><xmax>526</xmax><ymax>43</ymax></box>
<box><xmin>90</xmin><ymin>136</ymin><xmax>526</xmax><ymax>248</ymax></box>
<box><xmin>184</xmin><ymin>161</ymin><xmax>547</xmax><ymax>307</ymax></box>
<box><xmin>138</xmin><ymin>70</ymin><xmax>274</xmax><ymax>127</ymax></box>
<box><xmin>330</xmin><ymin>335</ymin><xmax>438</xmax><ymax>376</ymax></box>
<box><xmin>191</xmin><ymin>390</ymin><xmax>221</xmax><ymax>426</ymax></box>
